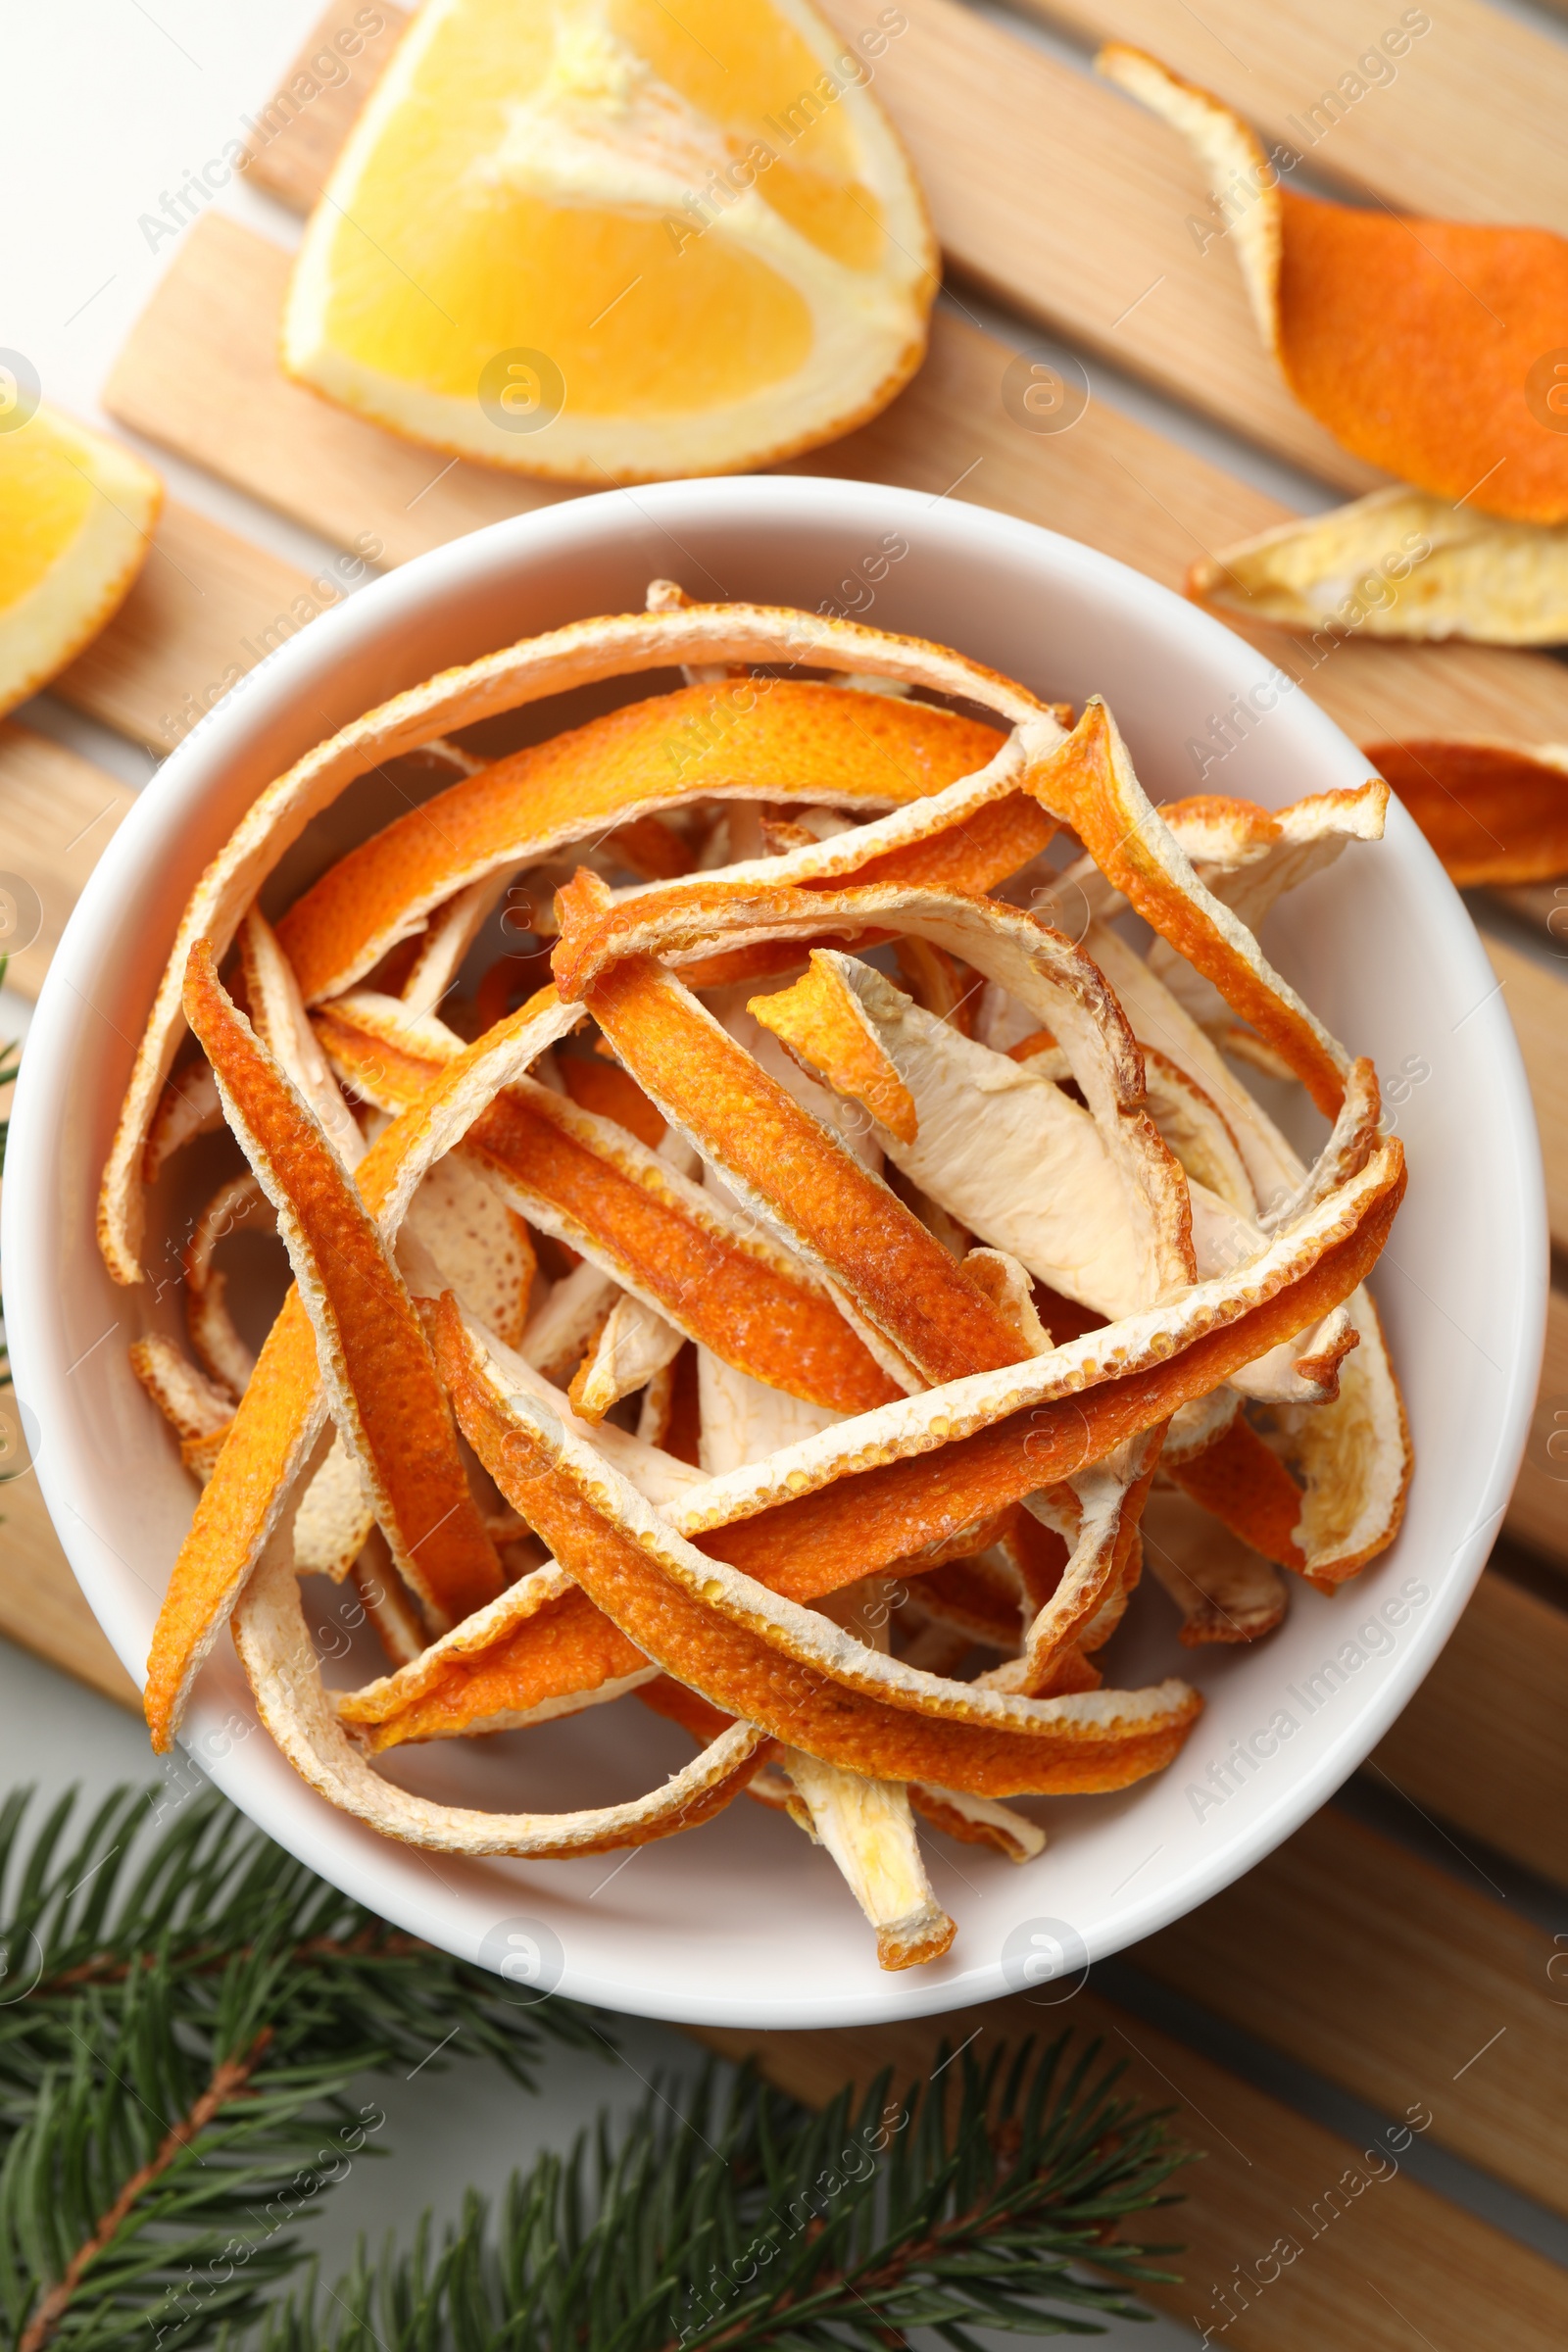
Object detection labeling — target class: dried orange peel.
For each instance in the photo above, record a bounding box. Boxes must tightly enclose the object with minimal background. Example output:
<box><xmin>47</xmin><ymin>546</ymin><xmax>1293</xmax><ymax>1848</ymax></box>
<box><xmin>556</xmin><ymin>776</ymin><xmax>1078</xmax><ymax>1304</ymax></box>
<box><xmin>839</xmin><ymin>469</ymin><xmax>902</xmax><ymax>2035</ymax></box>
<box><xmin>110</xmin><ymin>593</ymin><xmax>1413</xmax><ymax>1965</ymax></box>
<box><xmin>1365</xmin><ymin>738</ymin><xmax>1568</xmax><ymax>886</ymax></box>
<box><xmin>99</xmin><ymin>599</ymin><xmax>1060</xmax><ymax>1286</ymax></box>
<box><xmin>1099</xmin><ymin>43</ymin><xmax>1568</xmax><ymax>528</ymax></box>
<box><xmin>1100</xmin><ymin>44</ymin><xmax>1568</xmax><ymax>642</ymax></box>
<box><xmin>1185</xmin><ymin>488</ymin><xmax>1568</xmax><ymax>650</ymax></box>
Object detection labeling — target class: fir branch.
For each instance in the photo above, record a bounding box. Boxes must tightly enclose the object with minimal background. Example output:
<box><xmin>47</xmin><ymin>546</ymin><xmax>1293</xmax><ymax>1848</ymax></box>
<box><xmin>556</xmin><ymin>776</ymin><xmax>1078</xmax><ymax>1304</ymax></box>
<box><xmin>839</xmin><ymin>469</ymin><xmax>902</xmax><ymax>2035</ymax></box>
<box><xmin>16</xmin><ymin>2028</ymin><xmax>273</xmax><ymax>2352</ymax></box>
<box><xmin>0</xmin><ymin>1784</ymin><xmax>601</xmax><ymax>2352</ymax></box>
<box><xmin>254</xmin><ymin>2037</ymin><xmax>1191</xmax><ymax>2351</ymax></box>
<box><xmin>0</xmin><ymin>1779</ymin><xmax>1193</xmax><ymax>2352</ymax></box>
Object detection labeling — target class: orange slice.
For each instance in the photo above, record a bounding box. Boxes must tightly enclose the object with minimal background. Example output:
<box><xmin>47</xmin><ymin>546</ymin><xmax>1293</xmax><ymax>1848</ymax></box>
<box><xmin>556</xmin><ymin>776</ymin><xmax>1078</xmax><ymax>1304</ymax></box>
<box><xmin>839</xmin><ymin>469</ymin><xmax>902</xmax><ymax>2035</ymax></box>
<box><xmin>281</xmin><ymin>0</ymin><xmax>936</xmax><ymax>482</ymax></box>
<box><xmin>0</xmin><ymin>405</ymin><xmax>161</xmax><ymax>721</ymax></box>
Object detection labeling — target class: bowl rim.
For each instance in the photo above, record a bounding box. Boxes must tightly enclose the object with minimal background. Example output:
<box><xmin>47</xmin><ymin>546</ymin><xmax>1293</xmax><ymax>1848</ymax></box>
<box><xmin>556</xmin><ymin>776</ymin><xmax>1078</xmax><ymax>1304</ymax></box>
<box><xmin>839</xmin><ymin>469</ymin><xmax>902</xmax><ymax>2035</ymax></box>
<box><xmin>4</xmin><ymin>473</ymin><xmax>1547</xmax><ymax>2026</ymax></box>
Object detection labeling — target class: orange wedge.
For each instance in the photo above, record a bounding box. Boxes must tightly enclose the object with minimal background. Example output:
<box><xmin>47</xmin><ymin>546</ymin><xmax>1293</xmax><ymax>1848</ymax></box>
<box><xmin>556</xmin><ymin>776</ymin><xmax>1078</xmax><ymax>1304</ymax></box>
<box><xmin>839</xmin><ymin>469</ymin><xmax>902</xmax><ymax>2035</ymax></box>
<box><xmin>0</xmin><ymin>404</ymin><xmax>161</xmax><ymax>720</ymax></box>
<box><xmin>282</xmin><ymin>0</ymin><xmax>936</xmax><ymax>481</ymax></box>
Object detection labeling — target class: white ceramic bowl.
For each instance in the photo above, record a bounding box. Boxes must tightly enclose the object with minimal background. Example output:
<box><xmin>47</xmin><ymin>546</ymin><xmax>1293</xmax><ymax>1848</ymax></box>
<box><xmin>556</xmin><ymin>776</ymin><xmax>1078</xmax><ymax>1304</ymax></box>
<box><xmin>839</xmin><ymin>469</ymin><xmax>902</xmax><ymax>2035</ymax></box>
<box><xmin>6</xmin><ymin>476</ymin><xmax>1545</xmax><ymax>2028</ymax></box>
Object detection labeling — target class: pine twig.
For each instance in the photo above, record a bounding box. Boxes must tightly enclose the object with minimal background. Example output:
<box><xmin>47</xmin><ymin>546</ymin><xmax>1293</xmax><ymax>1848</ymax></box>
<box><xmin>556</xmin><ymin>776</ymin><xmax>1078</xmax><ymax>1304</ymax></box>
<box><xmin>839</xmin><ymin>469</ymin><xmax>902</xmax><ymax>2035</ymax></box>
<box><xmin>0</xmin><ymin>1784</ymin><xmax>601</xmax><ymax>2352</ymax></box>
<box><xmin>256</xmin><ymin>2035</ymin><xmax>1193</xmax><ymax>2351</ymax></box>
<box><xmin>18</xmin><ymin>2030</ymin><xmax>273</xmax><ymax>2352</ymax></box>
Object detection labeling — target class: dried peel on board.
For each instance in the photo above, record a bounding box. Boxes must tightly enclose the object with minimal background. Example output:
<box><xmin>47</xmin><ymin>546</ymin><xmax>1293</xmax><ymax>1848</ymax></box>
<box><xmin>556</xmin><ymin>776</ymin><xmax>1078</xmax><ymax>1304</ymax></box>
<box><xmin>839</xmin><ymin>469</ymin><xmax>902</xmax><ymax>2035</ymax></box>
<box><xmin>110</xmin><ymin>594</ymin><xmax>1410</xmax><ymax>1971</ymax></box>
<box><xmin>1363</xmin><ymin>738</ymin><xmax>1568</xmax><ymax>887</ymax></box>
<box><xmin>1100</xmin><ymin>45</ymin><xmax>1568</xmax><ymax>644</ymax></box>
<box><xmin>1186</xmin><ymin>488</ymin><xmax>1568</xmax><ymax>652</ymax></box>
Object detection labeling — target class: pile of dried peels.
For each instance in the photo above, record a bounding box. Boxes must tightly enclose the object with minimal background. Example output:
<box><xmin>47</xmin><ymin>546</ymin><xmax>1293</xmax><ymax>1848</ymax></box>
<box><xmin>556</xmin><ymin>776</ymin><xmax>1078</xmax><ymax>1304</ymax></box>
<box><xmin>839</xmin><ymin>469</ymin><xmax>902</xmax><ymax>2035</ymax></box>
<box><xmin>101</xmin><ymin>589</ymin><xmax>1409</xmax><ymax>1970</ymax></box>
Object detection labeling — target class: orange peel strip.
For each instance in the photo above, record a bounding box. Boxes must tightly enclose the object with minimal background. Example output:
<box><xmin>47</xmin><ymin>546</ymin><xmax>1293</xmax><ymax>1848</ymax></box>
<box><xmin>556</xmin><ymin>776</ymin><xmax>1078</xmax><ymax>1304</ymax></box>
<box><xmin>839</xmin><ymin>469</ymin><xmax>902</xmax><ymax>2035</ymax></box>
<box><xmin>277</xmin><ymin>681</ymin><xmax>1011</xmax><ymax>1006</ymax></box>
<box><xmin>753</xmin><ymin>952</ymin><xmax>918</xmax><ymax>1145</ymax></box>
<box><xmin>982</xmin><ymin>1438</ymin><xmax>1165</xmax><ymax>1697</ymax></box>
<box><xmin>557</xmin><ymin>1054</ymin><xmax>666</xmax><ymax>1150</ymax></box>
<box><xmin>559</xmin><ymin>877</ymin><xmax>1199</xmax><ymax>1348</ymax></box>
<box><xmin>1143</xmin><ymin>1490</ymin><xmax>1287</xmax><ymax>1647</ymax></box>
<box><xmin>574</xmin><ymin>951</ymin><xmax>1032</xmax><ymax>1388</ymax></box>
<box><xmin>232</xmin><ymin>1543</ymin><xmax>766</xmax><ymax>1857</ymax></box>
<box><xmin>1164</xmin><ymin>1412</ymin><xmax>1308</xmax><ymax>1579</ymax></box>
<box><xmin>548</xmin><ymin>725</ymin><xmax>1053</xmax><ymax>996</ymax></box>
<box><xmin>141</xmin><ymin>985</ymin><xmax>584</xmax><ymax>1748</ymax></box>
<box><xmin>397</xmin><ymin>1143</ymin><xmax>1400</xmax><ymax>1741</ymax></box>
<box><xmin>1099</xmin><ymin>43</ymin><xmax>1568</xmax><ymax>526</ymax></box>
<box><xmin>1030</xmin><ymin>704</ymin><xmax>1350</xmax><ymax>1115</ymax></box>
<box><xmin>1366</xmin><ymin>740</ymin><xmax>1568</xmax><ymax>886</ymax></box>
<box><xmin>183</xmin><ymin>943</ymin><xmax>506</xmax><ymax>1628</ymax></box>
<box><xmin>314</xmin><ymin>994</ymin><xmax>903</xmax><ymax>1415</ymax></box>
<box><xmin>183</xmin><ymin>1171</ymin><xmax>271</xmax><ymax>1397</ymax></box>
<box><xmin>99</xmin><ymin>601</ymin><xmax>1061</xmax><ymax>1286</ymax></box>
<box><xmin>431</xmin><ymin>1298</ymin><xmax>1200</xmax><ymax>1798</ymax></box>
<box><xmin>129</xmin><ymin>1335</ymin><xmax>233</xmax><ymax>1452</ymax></box>
<box><xmin>344</xmin><ymin>1573</ymin><xmax>651</xmax><ymax>1752</ymax></box>
<box><xmin>750</xmin><ymin>948</ymin><xmax>1192</xmax><ymax>1321</ymax></box>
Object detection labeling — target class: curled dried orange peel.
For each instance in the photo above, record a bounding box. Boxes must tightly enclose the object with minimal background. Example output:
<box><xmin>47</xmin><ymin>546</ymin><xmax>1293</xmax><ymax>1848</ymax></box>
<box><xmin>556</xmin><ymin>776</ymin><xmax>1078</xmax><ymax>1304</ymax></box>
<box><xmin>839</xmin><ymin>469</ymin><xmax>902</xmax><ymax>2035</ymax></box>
<box><xmin>110</xmin><ymin>594</ymin><xmax>1410</xmax><ymax>1968</ymax></box>
<box><xmin>1101</xmin><ymin>44</ymin><xmax>1568</xmax><ymax>645</ymax></box>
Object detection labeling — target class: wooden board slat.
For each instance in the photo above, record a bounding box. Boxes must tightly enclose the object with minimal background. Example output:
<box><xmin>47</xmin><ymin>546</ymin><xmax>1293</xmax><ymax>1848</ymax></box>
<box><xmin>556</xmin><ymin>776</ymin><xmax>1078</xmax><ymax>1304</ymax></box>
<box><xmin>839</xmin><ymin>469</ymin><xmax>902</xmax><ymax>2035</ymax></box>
<box><xmin>1374</xmin><ymin>1564</ymin><xmax>1568</xmax><ymax>1883</ymax></box>
<box><xmin>692</xmin><ymin>1993</ymin><xmax>1568</xmax><ymax>2351</ymax></box>
<box><xmin>54</xmin><ymin>501</ymin><xmax>318</xmax><ymax>754</ymax></box>
<box><xmin>1485</xmin><ymin>938</ymin><xmax>1568</xmax><ymax>1259</ymax></box>
<box><xmin>105</xmin><ymin>214</ymin><xmax>1568</xmax><ymax>768</ymax></box>
<box><xmin>1139</xmin><ymin>1802</ymin><xmax>1568</xmax><ymax>2215</ymax></box>
<box><xmin>0</xmin><ymin>726</ymin><xmax>137</xmax><ymax>999</ymax></box>
<box><xmin>239</xmin><ymin>0</ymin><xmax>406</xmax><ymax>210</ymax></box>
<box><xmin>1018</xmin><ymin>0</ymin><xmax>1568</xmax><ymax>231</ymax></box>
<box><xmin>0</xmin><ymin>1479</ymin><xmax>139</xmax><ymax>1711</ymax></box>
<box><xmin>1507</xmin><ymin>1288</ymin><xmax>1568</xmax><ymax>1571</ymax></box>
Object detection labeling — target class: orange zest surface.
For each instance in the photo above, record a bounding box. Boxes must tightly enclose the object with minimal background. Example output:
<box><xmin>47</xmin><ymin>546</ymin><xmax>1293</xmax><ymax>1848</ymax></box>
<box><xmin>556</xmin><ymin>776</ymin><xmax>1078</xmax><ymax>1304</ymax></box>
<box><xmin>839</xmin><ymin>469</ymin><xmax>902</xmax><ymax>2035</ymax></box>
<box><xmin>277</xmin><ymin>682</ymin><xmax>1007</xmax><ymax>1004</ymax></box>
<box><xmin>1367</xmin><ymin>739</ymin><xmax>1568</xmax><ymax>886</ymax></box>
<box><xmin>1099</xmin><ymin>42</ymin><xmax>1568</xmax><ymax>526</ymax></box>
